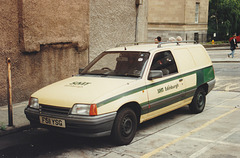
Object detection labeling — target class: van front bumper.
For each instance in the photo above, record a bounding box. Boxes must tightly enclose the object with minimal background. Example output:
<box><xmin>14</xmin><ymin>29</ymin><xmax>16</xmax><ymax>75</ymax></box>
<box><xmin>24</xmin><ymin>107</ymin><xmax>117</xmax><ymax>137</ymax></box>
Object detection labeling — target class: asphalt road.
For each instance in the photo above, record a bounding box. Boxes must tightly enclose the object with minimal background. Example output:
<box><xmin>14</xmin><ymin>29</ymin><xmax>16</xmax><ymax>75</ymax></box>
<box><xmin>213</xmin><ymin>63</ymin><xmax>240</xmax><ymax>92</ymax></box>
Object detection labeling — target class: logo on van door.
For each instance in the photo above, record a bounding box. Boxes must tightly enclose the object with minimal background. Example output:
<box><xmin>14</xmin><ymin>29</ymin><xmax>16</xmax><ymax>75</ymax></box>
<box><xmin>165</xmin><ymin>83</ymin><xmax>179</xmax><ymax>91</ymax></box>
<box><xmin>157</xmin><ymin>83</ymin><xmax>179</xmax><ymax>94</ymax></box>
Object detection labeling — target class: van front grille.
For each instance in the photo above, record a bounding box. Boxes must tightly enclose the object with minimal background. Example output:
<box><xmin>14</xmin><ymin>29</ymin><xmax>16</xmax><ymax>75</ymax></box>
<box><xmin>39</xmin><ymin>104</ymin><xmax>70</xmax><ymax>115</ymax></box>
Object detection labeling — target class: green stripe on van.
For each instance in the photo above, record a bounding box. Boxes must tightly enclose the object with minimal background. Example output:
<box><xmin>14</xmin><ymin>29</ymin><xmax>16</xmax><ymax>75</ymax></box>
<box><xmin>97</xmin><ymin>86</ymin><xmax>147</xmax><ymax>107</ymax></box>
<box><xmin>97</xmin><ymin>65</ymin><xmax>214</xmax><ymax>108</ymax></box>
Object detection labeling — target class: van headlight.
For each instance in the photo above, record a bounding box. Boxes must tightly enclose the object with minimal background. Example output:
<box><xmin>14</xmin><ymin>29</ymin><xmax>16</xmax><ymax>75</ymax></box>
<box><xmin>28</xmin><ymin>97</ymin><xmax>39</xmax><ymax>109</ymax></box>
<box><xmin>71</xmin><ymin>104</ymin><xmax>97</xmax><ymax>116</ymax></box>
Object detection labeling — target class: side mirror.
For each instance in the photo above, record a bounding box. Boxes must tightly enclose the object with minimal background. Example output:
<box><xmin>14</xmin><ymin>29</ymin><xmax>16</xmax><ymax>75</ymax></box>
<box><xmin>148</xmin><ymin>70</ymin><xmax>163</xmax><ymax>80</ymax></box>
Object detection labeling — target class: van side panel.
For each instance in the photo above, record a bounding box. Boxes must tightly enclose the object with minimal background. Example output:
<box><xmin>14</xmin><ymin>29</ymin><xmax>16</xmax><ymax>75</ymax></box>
<box><xmin>196</xmin><ymin>66</ymin><xmax>215</xmax><ymax>86</ymax></box>
<box><xmin>172</xmin><ymin>48</ymin><xmax>196</xmax><ymax>72</ymax></box>
<box><xmin>203</xmin><ymin>66</ymin><xmax>215</xmax><ymax>83</ymax></box>
<box><xmin>188</xmin><ymin>46</ymin><xmax>212</xmax><ymax>68</ymax></box>
<box><xmin>172</xmin><ymin>45</ymin><xmax>215</xmax><ymax>87</ymax></box>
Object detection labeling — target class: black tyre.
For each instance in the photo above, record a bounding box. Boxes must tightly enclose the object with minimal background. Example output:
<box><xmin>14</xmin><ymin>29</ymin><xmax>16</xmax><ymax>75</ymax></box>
<box><xmin>189</xmin><ymin>87</ymin><xmax>206</xmax><ymax>113</ymax></box>
<box><xmin>111</xmin><ymin>108</ymin><xmax>137</xmax><ymax>145</ymax></box>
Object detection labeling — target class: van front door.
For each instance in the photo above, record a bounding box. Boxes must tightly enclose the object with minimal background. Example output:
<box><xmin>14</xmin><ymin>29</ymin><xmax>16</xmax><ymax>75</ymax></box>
<box><xmin>141</xmin><ymin>51</ymin><xmax>185</xmax><ymax>122</ymax></box>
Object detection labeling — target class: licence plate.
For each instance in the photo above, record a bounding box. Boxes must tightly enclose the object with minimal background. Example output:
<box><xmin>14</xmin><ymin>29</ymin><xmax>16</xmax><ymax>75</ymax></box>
<box><xmin>39</xmin><ymin>116</ymin><xmax>66</xmax><ymax>128</ymax></box>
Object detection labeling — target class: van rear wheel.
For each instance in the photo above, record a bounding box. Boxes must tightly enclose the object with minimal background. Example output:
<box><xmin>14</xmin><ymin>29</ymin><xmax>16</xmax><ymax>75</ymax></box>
<box><xmin>111</xmin><ymin>108</ymin><xmax>137</xmax><ymax>145</ymax></box>
<box><xmin>189</xmin><ymin>87</ymin><xmax>206</xmax><ymax>113</ymax></box>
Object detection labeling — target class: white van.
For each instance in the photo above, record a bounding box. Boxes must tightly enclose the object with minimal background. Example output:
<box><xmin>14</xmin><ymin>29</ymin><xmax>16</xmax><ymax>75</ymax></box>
<box><xmin>25</xmin><ymin>42</ymin><xmax>215</xmax><ymax>145</ymax></box>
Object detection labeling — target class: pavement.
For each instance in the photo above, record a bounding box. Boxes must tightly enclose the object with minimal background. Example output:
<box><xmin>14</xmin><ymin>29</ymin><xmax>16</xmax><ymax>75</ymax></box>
<box><xmin>206</xmin><ymin>46</ymin><xmax>240</xmax><ymax>63</ymax></box>
<box><xmin>0</xmin><ymin>44</ymin><xmax>239</xmax><ymax>137</ymax></box>
<box><xmin>0</xmin><ymin>101</ymin><xmax>29</xmax><ymax>136</ymax></box>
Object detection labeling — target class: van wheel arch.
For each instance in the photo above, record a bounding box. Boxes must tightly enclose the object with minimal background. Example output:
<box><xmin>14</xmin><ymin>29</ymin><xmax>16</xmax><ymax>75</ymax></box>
<box><xmin>201</xmin><ymin>84</ymin><xmax>208</xmax><ymax>94</ymax></box>
<box><xmin>111</xmin><ymin>102</ymin><xmax>141</xmax><ymax>145</ymax></box>
<box><xmin>189</xmin><ymin>86</ymin><xmax>206</xmax><ymax>113</ymax></box>
<box><xmin>117</xmin><ymin>102</ymin><xmax>141</xmax><ymax>124</ymax></box>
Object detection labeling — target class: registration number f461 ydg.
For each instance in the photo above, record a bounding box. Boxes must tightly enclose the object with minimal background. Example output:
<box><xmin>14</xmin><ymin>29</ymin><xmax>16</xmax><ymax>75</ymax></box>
<box><xmin>39</xmin><ymin>116</ymin><xmax>66</xmax><ymax>128</ymax></box>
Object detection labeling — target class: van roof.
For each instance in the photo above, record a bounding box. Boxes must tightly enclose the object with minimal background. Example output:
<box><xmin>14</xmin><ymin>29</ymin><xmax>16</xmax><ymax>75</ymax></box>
<box><xmin>106</xmin><ymin>42</ymin><xmax>200</xmax><ymax>53</ymax></box>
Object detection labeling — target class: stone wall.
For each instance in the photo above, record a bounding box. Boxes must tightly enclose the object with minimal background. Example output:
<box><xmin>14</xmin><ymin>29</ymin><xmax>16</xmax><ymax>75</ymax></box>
<box><xmin>148</xmin><ymin>0</ymin><xmax>185</xmax><ymax>24</ymax></box>
<box><xmin>0</xmin><ymin>0</ymin><xmax>89</xmax><ymax>106</ymax></box>
<box><xmin>89</xmin><ymin>0</ymin><xmax>148</xmax><ymax>61</ymax></box>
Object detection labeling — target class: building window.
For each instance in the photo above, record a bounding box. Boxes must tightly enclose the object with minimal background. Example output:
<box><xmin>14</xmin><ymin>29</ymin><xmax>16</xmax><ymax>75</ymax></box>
<box><xmin>195</xmin><ymin>3</ymin><xmax>200</xmax><ymax>23</ymax></box>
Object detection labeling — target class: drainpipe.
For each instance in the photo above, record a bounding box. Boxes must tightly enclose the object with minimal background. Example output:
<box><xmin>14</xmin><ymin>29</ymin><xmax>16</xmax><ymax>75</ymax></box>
<box><xmin>135</xmin><ymin>0</ymin><xmax>144</xmax><ymax>42</ymax></box>
<box><xmin>135</xmin><ymin>1</ymin><xmax>140</xmax><ymax>42</ymax></box>
<box><xmin>7</xmin><ymin>58</ymin><xmax>13</xmax><ymax>126</ymax></box>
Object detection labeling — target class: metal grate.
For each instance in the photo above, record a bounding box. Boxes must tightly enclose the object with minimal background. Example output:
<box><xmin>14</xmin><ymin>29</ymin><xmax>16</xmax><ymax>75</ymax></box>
<box><xmin>40</xmin><ymin>104</ymin><xmax>70</xmax><ymax>115</ymax></box>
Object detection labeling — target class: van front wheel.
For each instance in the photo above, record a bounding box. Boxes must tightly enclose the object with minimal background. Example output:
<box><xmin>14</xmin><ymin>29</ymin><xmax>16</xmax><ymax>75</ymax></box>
<box><xmin>111</xmin><ymin>108</ymin><xmax>137</xmax><ymax>145</ymax></box>
<box><xmin>189</xmin><ymin>87</ymin><xmax>206</xmax><ymax>113</ymax></box>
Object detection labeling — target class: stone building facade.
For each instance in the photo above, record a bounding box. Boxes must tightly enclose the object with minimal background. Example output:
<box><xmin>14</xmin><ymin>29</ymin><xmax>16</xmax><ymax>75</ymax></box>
<box><xmin>89</xmin><ymin>0</ymin><xmax>148</xmax><ymax>61</ymax></box>
<box><xmin>0</xmin><ymin>0</ymin><xmax>148</xmax><ymax>106</ymax></box>
<box><xmin>148</xmin><ymin>0</ymin><xmax>209</xmax><ymax>43</ymax></box>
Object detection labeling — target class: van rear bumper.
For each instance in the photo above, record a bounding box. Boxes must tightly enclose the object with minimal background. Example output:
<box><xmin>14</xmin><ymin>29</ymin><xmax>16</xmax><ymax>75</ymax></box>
<box><xmin>25</xmin><ymin>107</ymin><xmax>117</xmax><ymax>137</ymax></box>
<box><xmin>207</xmin><ymin>79</ymin><xmax>216</xmax><ymax>93</ymax></box>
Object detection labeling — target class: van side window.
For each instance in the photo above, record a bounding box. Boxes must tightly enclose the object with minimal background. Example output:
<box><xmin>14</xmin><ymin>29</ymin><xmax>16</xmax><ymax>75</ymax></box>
<box><xmin>150</xmin><ymin>51</ymin><xmax>178</xmax><ymax>76</ymax></box>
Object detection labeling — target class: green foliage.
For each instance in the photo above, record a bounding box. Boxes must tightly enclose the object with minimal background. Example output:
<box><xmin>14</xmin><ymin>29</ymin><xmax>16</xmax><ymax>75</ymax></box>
<box><xmin>205</xmin><ymin>40</ymin><xmax>228</xmax><ymax>45</ymax></box>
<box><xmin>0</xmin><ymin>122</ymin><xmax>6</xmax><ymax>131</ymax></box>
<box><xmin>208</xmin><ymin>0</ymin><xmax>240</xmax><ymax>40</ymax></box>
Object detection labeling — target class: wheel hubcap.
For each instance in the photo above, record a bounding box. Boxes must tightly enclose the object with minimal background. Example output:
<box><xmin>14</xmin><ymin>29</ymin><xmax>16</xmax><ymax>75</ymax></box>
<box><xmin>198</xmin><ymin>93</ymin><xmax>204</xmax><ymax>107</ymax></box>
<box><xmin>121</xmin><ymin>117</ymin><xmax>133</xmax><ymax>136</ymax></box>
